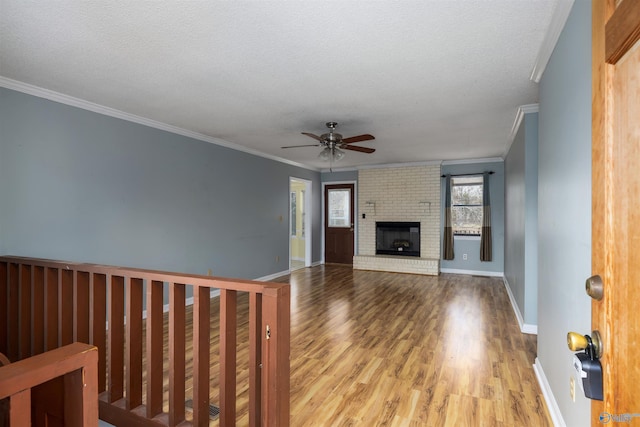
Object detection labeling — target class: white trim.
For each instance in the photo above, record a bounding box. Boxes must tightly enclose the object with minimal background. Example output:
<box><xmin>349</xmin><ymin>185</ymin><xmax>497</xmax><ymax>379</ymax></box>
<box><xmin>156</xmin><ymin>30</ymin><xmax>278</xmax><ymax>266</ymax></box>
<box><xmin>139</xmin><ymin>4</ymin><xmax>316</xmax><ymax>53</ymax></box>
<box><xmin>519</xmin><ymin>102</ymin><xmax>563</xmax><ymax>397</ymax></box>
<box><xmin>502</xmin><ymin>277</ymin><xmax>538</xmax><ymax>335</ymax></box>
<box><xmin>530</xmin><ymin>0</ymin><xmax>575</xmax><ymax>83</ymax></box>
<box><xmin>441</xmin><ymin>157</ymin><xmax>504</xmax><ymax>166</ymax></box>
<box><xmin>439</xmin><ymin>268</ymin><xmax>504</xmax><ymax>277</ymax></box>
<box><xmin>534</xmin><ymin>358</ymin><xmax>567</xmax><ymax>427</ymax></box>
<box><xmin>289</xmin><ymin>177</ymin><xmax>313</xmax><ymax>270</ymax></box>
<box><xmin>508</xmin><ymin>104</ymin><xmax>540</xmax><ymax>148</ymax></box>
<box><xmin>0</xmin><ymin>77</ymin><xmax>318</xmax><ymax>172</ymax></box>
<box><xmin>255</xmin><ymin>270</ymin><xmax>291</xmax><ymax>282</ymax></box>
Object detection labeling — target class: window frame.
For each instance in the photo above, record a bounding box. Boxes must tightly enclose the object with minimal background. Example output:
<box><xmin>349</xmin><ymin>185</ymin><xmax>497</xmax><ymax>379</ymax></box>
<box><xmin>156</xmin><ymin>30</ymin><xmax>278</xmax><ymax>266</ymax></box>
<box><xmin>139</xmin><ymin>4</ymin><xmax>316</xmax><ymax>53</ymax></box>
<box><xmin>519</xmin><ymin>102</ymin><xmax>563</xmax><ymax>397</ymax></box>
<box><xmin>450</xmin><ymin>175</ymin><xmax>483</xmax><ymax>237</ymax></box>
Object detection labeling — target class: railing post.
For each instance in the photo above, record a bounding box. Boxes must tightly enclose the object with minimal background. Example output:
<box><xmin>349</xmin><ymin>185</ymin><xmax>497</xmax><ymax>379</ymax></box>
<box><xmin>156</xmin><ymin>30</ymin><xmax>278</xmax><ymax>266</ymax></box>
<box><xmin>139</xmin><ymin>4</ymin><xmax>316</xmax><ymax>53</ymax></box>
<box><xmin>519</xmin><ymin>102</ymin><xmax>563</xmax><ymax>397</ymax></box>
<box><xmin>10</xmin><ymin>388</ymin><xmax>31</xmax><ymax>427</ymax></box>
<box><xmin>249</xmin><ymin>292</ymin><xmax>262</xmax><ymax>427</ymax></box>
<box><xmin>261</xmin><ymin>285</ymin><xmax>290</xmax><ymax>427</ymax></box>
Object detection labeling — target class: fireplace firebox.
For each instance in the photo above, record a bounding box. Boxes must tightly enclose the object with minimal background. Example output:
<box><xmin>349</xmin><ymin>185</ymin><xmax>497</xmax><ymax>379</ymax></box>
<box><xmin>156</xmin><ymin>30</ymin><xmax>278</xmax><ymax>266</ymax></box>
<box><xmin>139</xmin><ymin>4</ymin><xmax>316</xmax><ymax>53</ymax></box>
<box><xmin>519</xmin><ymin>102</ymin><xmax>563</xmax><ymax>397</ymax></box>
<box><xmin>376</xmin><ymin>222</ymin><xmax>420</xmax><ymax>257</ymax></box>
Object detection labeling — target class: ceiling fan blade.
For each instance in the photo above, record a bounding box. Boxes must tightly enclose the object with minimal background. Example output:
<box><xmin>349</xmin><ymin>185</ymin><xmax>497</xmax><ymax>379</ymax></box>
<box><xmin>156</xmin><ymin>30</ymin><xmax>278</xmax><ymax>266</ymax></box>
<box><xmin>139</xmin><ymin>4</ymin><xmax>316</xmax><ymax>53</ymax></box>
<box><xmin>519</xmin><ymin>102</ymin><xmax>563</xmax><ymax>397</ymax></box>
<box><xmin>281</xmin><ymin>144</ymin><xmax>321</xmax><ymax>149</ymax></box>
<box><xmin>342</xmin><ymin>145</ymin><xmax>375</xmax><ymax>154</ymax></box>
<box><xmin>342</xmin><ymin>134</ymin><xmax>375</xmax><ymax>144</ymax></box>
<box><xmin>301</xmin><ymin>132</ymin><xmax>324</xmax><ymax>142</ymax></box>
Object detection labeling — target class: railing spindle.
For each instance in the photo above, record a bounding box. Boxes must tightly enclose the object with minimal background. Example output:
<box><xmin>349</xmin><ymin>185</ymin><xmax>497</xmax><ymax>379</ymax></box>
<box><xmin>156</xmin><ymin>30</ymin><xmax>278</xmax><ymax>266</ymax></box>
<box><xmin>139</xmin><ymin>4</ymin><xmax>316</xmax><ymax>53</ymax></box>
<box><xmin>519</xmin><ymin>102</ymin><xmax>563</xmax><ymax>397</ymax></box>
<box><xmin>74</xmin><ymin>271</ymin><xmax>90</xmax><ymax>344</ymax></box>
<box><xmin>168</xmin><ymin>282</ymin><xmax>186</xmax><ymax>426</ymax></box>
<box><xmin>220</xmin><ymin>288</ymin><xmax>238</xmax><ymax>426</ymax></box>
<box><xmin>193</xmin><ymin>285</ymin><xmax>211</xmax><ymax>426</ymax></box>
<box><xmin>18</xmin><ymin>264</ymin><xmax>31</xmax><ymax>359</ymax></box>
<box><xmin>90</xmin><ymin>273</ymin><xmax>107</xmax><ymax>392</ymax></box>
<box><xmin>125</xmin><ymin>277</ymin><xmax>143</xmax><ymax>409</ymax></box>
<box><xmin>146</xmin><ymin>279</ymin><xmax>164</xmax><ymax>418</ymax></box>
<box><xmin>44</xmin><ymin>267</ymin><xmax>58</xmax><ymax>351</ymax></box>
<box><xmin>7</xmin><ymin>263</ymin><xmax>19</xmax><ymax>361</ymax></box>
<box><xmin>108</xmin><ymin>275</ymin><xmax>125</xmax><ymax>402</ymax></box>
<box><xmin>60</xmin><ymin>269</ymin><xmax>74</xmax><ymax>346</ymax></box>
<box><xmin>32</xmin><ymin>266</ymin><xmax>45</xmax><ymax>356</ymax></box>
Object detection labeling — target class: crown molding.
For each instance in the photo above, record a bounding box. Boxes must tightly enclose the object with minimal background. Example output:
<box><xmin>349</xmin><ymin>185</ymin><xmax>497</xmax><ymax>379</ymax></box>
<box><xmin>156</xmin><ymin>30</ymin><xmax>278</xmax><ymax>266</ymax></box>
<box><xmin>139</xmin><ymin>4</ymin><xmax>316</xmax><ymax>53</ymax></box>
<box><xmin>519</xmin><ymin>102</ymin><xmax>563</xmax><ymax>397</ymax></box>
<box><xmin>0</xmin><ymin>76</ymin><xmax>319</xmax><ymax>172</ymax></box>
<box><xmin>530</xmin><ymin>0</ymin><xmax>575</xmax><ymax>83</ymax></box>
<box><xmin>503</xmin><ymin>103</ymin><xmax>539</xmax><ymax>157</ymax></box>
<box><xmin>509</xmin><ymin>103</ymin><xmax>540</xmax><ymax>144</ymax></box>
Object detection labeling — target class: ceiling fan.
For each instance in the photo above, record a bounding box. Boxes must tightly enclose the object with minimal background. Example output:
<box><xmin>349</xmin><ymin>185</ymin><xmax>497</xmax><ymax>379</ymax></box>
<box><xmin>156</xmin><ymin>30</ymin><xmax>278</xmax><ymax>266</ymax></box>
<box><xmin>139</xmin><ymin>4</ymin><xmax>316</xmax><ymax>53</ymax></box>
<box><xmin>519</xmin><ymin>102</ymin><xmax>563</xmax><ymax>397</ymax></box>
<box><xmin>281</xmin><ymin>122</ymin><xmax>375</xmax><ymax>162</ymax></box>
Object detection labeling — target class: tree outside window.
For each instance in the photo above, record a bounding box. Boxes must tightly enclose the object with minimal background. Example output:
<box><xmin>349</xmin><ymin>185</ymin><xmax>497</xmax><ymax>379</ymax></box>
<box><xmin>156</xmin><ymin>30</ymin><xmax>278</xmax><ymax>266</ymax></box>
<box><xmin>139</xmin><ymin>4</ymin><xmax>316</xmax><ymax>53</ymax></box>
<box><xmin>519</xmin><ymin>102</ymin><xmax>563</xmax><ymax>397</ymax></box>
<box><xmin>451</xmin><ymin>176</ymin><xmax>483</xmax><ymax>236</ymax></box>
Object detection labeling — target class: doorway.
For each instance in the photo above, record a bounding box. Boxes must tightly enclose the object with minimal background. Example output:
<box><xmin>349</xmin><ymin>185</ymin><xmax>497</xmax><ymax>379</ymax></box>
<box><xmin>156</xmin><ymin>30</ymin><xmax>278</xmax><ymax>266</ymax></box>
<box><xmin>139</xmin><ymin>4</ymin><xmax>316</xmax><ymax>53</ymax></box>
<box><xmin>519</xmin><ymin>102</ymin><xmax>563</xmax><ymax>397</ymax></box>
<box><xmin>289</xmin><ymin>178</ymin><xmax>312</xmax><ymax>271</ymax></box>
<box><xmin>324</xmin><ymin>183</ymin><xmax>355</xmax><ymax>265</ymax></box>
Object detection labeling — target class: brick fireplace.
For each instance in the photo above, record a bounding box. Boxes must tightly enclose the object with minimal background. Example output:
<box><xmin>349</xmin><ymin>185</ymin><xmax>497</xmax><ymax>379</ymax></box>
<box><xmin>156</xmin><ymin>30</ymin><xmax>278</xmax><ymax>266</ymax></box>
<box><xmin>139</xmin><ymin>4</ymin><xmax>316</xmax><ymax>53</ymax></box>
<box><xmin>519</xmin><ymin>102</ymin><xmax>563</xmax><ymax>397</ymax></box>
<box><xmin>353</xmin><ymin>164</ymin><xmax>441</xmax><ymax>275</ymax></box>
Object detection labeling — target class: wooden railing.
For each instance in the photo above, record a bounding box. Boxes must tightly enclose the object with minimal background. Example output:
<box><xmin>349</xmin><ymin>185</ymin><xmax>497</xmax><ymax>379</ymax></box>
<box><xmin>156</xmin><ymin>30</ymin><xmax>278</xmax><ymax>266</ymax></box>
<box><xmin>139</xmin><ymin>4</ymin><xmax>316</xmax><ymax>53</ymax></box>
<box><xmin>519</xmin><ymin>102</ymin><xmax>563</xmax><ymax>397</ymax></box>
<box><xmin>0</xmin><ymin>256</ymin><xmax>290</xmax><ymax>426</ymax></box>
<box><xmin>0</xmin><ymin>342</ymin><xmax>98</xmax><ymax>426</ymax></box>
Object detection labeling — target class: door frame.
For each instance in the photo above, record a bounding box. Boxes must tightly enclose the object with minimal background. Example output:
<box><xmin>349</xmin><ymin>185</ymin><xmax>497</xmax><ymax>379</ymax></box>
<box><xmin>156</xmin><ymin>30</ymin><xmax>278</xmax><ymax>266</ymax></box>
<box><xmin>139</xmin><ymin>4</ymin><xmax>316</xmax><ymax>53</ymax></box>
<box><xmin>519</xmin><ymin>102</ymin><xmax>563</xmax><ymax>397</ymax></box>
<box><xmin>289</xmin><ymin>177</ymin><xmax>312</xmax><ymax>270</ymax></box>
<box><xmin>321</xmin><ymin>180</ymin><xmax>357</xmax><ymax>264</ymax></box>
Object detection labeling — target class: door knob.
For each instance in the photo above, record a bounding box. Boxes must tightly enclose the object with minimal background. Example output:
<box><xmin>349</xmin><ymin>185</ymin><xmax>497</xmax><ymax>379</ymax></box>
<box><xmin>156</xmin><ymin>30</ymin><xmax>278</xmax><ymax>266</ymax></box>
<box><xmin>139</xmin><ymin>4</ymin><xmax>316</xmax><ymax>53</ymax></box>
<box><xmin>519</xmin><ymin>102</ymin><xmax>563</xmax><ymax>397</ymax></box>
<box><xmin>567</xmin><ymin>330</ymin><xmax>604</xmax><ymax>401</ymax></box>
<box><xmin>585</xmin><ymin>275</ymin><xmax>604</xmax><ymax>300</ymax></box>
<box><xmin>567</xmin><ymin>330</ymin><xmax>603</xmax><ymax>359</ymax></box>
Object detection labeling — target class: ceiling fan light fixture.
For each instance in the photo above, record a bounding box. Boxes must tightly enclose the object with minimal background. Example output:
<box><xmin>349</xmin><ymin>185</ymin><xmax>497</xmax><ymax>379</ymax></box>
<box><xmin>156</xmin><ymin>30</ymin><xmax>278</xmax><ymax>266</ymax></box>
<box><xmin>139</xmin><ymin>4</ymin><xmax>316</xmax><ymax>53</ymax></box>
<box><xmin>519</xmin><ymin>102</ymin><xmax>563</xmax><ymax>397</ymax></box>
<box><xmin>319</xmin><ymin>147</ymin><xmax>345</xmax><ymax>162</ymax></box>
<box><xmin>318</xmin><ymin>147</ymin><xmax>332</xmax><ymax>161</ymax></box>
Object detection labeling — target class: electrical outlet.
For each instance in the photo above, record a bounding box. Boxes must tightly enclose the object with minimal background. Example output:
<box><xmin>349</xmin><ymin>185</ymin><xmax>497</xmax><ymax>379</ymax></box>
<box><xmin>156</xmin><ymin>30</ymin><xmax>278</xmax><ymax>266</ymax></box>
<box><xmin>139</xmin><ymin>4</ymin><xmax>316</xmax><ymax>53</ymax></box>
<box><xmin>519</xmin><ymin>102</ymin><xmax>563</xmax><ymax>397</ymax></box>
<box><xmin>570</xmin><ymin>377</ymin><xmax>575</xmax><ymax>402</ymax></box>
<box><xmin>463</xmin><ymin>253</ymin><xmax>468</xmax><ymax>260</ymax></box>
<box><xmin>207</xmin><ymin>269</ymin><xmax>212</xmax><ymax>276</ymax></box>
<box><xmin>275</xmin><ymin>255</ymin><xmax>280</xmax><ymax>262</ymax></box>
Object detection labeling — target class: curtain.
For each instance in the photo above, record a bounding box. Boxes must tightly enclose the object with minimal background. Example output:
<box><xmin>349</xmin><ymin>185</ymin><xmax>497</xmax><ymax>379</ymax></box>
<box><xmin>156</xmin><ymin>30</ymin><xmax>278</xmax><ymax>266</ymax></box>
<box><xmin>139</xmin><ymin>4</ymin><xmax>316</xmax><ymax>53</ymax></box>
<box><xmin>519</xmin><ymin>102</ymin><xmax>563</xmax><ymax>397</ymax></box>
<box><xmin>480</xmin><ymin>171</ymin><xmax>492</xmax><ymax>261</ymax></box>
<box><xmin>443</xmin><ymin>174</ymin><xmax>454</xmax><ymax>260</ymax></box>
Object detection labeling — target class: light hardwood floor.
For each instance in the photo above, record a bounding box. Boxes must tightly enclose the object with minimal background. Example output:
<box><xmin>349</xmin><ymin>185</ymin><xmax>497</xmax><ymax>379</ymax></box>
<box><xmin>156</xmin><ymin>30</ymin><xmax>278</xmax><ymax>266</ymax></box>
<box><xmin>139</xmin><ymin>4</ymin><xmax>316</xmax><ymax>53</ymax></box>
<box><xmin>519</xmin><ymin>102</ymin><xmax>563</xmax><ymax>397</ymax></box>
<box><xmin>275</xmin><ymin>265</ymin><xmax>551</xmax><ymax>426</ymax></box>
<box><xmin>170</xmin><ymin>265</ymin><xmax>551</xmax><ymax>426</ymax></box>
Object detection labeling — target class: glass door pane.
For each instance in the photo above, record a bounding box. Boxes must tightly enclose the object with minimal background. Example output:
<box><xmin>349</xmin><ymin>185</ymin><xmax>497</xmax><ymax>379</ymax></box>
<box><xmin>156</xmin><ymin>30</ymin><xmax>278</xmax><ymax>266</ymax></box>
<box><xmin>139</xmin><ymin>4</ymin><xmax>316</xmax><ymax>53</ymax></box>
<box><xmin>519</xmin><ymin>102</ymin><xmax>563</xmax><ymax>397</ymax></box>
<box><xmin>328</xmin><ymin>189</ymin><xmax>351</xmax><ymax>227</ymax></box>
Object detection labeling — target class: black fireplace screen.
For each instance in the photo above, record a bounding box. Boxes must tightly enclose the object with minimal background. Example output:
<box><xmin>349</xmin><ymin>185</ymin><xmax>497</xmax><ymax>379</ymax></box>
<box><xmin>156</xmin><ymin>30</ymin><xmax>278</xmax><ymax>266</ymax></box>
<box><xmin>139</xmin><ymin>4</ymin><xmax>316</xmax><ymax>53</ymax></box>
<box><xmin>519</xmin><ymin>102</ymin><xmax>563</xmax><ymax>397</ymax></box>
<box><xmin>375</xmin><ymin>222</ymin><xmax>420</xmax><ymax>257</ymax></box>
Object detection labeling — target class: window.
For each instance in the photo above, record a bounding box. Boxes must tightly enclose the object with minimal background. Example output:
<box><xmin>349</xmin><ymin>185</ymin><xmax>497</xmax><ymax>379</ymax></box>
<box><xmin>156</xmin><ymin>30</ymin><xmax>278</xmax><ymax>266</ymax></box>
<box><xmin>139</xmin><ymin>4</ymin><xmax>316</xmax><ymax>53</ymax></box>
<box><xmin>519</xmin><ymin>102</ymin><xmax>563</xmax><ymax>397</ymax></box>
<box><xmin>290</xmin><ymin>191</ymin><xmax>297</xmax><ymax>236</ymax></box>
<box><xmin>328</xmin><ymin>188</ymin><xmax>351</xmax><ymax>227</ymax></box>
<box><xmin>451</xmin><ymin>176</ymin><xmax>483</xmax><ymax>236</ymax></box>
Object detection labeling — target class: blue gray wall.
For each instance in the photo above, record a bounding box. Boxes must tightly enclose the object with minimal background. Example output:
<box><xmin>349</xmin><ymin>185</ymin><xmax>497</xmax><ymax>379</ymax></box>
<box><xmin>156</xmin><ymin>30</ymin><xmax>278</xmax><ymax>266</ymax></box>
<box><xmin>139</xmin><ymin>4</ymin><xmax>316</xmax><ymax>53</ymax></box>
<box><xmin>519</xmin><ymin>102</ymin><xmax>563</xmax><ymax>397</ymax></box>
<box><xmin>0</xmin><ymin>88</ymin><xmax>322</xmax><ymax>279</ymax></box>
<box><xmin>321</xmin><ymin>170</ymin><xmax>358</xmax><ymax>183</ymax></box>
<box><xmin>504</xmin><ymin>112</ymin><xmax>538</xmax><ymax>326</ymax></box>
<box><xmin>538</xmin><ymin>1</ymin><xmax>592</xmax><ymax>424</ymax></box>
<box><xmin>440</xmin><ymin>161</ymin><xmax>504</xmax><ymax>274</ymax></box>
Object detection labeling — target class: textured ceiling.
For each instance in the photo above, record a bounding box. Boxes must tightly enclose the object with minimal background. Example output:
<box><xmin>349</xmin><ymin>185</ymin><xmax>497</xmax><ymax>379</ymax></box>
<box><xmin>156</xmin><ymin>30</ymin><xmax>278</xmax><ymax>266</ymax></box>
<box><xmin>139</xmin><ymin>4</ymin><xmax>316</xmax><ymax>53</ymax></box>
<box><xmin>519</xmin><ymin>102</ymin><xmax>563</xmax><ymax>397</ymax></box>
<box><xmin>0</xmin><ymin>1</ymin><xmax>560</xmax><ymax>170</ymax></box>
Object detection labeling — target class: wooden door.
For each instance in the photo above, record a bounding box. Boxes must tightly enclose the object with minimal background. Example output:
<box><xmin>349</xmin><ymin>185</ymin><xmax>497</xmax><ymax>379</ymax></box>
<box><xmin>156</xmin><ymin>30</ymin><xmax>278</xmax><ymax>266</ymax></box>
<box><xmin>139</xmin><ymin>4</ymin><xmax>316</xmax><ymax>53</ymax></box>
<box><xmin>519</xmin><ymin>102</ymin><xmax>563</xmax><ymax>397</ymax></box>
<box><xmin>324</xmin><ymin>184</ymin><xmax>355</xmax><ymax>264</ymax></box>
<box><xmin>592</xmin><ymin>0</ymin><xmax>640</xmax><ymax>424</ymax></box>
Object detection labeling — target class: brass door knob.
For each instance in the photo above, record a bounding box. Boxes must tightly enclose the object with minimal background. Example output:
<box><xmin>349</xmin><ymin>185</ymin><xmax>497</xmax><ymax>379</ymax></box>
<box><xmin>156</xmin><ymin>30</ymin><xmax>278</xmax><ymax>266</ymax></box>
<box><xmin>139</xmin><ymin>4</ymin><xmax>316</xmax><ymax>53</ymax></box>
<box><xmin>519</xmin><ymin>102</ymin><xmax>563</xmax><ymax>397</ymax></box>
<box><xmin>567</xmin><ymin>330</ymin><xmax>603</xmax><ymax>359</ymax></box>
<box><xmin>567</xmin><ymin>332</ymin><xmax>588</xmax><ymax>351</ymax></box>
